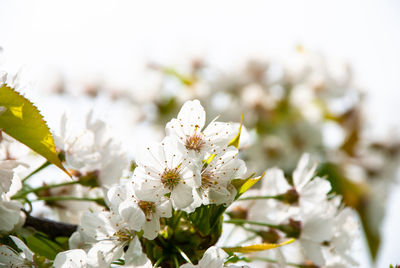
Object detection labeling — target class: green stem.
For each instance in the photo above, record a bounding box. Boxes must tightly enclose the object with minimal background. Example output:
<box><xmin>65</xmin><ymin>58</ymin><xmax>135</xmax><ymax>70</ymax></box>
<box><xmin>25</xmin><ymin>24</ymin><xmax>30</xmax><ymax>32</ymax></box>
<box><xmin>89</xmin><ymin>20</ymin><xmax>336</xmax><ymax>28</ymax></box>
<box><xmin>175</xmin><ymin>246</ymin><xmax>193</xmax><ymax>265</ymax></box>
<box><xmin>250</xmin><ymin>257</ymin><xmax>303</xmax><ymax>267</ymax></box>
<box><xmin>239</xmin><ymin>195</ymin><xmax>279</xmax><ymax>201</ymax></box>
<box><xmin>173</xmin><ymin>255</ymin><xmax>179</xmax><ymax>268</ymax></box>
<box><xmin>31</xmin><ymin>196</ymin><xmax>105</xmax><ymax>205</ymax></box>
<box><xmin>22</xmin><ymin>161</ymin><xmax>51</xmax><ymax>182</ymax></box>
<box><xmin>234</xmin><ymin>234</ymin><xmax>259</xmax><ymax>247</ymax></box>
<box><xmin>172</xmin><ymin>211</ymin><xmax>184</xmax><ymax>231</ymax></box>
<box><xmin>153</xmin><ymin>256</ymin><xmax>165</xmax><ymax>268</ymax></box>
<box><xmin>12</xmin><ymin>180</ymin><xmax>79</xmax><ymax>199</ymax></box>
<box><xmin>224</xmin><ymin>219</ymin><xmax>282</xmax><ymax>230</ymax></box>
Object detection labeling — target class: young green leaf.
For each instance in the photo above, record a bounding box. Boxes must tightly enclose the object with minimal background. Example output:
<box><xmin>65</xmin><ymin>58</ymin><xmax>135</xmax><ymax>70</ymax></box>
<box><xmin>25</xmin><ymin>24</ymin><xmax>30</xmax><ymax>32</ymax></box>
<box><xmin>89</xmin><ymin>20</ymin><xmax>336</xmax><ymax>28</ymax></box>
<box><xmin>228</xmin><ymin>114</ymin><xmax>243</xmax><ymax>149</ymax></box>
<box><xmin>222</xmin><ymin>238</ymin><xmax>295</xmax><ymax>254</ymax></box>
<box><xmin>231</xmin><ymin>172</ymin><xmax>265</xmax><ymax>199</ymax></box>
<box><xmin>0</xmin><ymin>85</ymin><xmax>69</xmax><ymax>176</ymax></box>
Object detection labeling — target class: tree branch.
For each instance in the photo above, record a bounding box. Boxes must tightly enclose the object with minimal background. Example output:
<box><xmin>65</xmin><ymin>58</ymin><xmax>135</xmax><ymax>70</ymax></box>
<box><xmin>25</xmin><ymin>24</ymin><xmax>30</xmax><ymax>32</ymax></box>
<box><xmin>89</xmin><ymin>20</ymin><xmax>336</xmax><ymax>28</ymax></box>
<box><xmin>24</xmin><ymin>214</ymin><xmax>78</xmax><ymax>238</ymax></box>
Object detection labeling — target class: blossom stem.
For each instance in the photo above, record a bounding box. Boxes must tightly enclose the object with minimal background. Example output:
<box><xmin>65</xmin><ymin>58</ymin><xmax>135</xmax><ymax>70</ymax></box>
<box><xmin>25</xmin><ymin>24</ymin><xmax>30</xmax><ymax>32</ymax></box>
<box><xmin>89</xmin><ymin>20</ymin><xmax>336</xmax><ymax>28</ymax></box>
<box><xmin>31</xmin><ymin>196</ymin><xmax>106</xmax><ymax>206</ymax></box>
<box><xmin>153</xmin><ymin>256</ymin><xmax>165</xmax><ymax>268</ymax></box>
<box><xmin>250</xmin><ymin>257</ymin><xmax>303</xmax><ymax>267</ymax></box>
<box><xmin>224</xmin><ymin>219</ymin><xmax>282</xmax><ymax>230</ymax></box>
<box><xmin>12</xmin><ymin>180</ymin><xmax>80</xmax><ymax>199</ymax></box>
<box><xmin>21</xmin><ymin>161</ymin><xmax>51</xmax><ymax>182</ymax></box>
<box><xmin>173</xmin><ymin>255</ymin><xmax>180</xmax><ymax>268</ymax></box>
<box><xmin>238</xmin><ymin>195</ymin><xmax>280</xmax><ymax>201</ymax></box>
<box><xmin>175</xmin><ymin>246</ymin><xmax>193</xmax><ymax>265</ymax></box>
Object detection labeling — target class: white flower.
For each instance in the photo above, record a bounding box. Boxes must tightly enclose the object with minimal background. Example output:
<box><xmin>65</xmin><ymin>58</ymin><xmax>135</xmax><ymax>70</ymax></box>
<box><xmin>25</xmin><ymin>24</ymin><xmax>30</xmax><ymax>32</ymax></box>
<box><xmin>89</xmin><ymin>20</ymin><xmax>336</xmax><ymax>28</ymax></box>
<box><xmin>180</xmin><ymin>246</ymin><xmax>248</xmax><ymax>268</ymax></box>
<box><xmin>292</xmin><ymin>153</ymin><xmax>331</xmax><ymax>212</ymax></box>
<box><xmin>54</xmin><ymin>249</ymin><xmax>88</xmax><ymax>268</ymax></box>
<box><xmin>323</xmin><ymin>204</ymin><xmax>359</xmax><ymax>267</ymax></box>
<box><xmin>296</xmin><ymin>203</ymin><xmax>335</xmax><ymax>266</ymax></box>
<box><xmin>107</xmin><ymin>182</ymin><xmax>172</xmax><ymax>240</ymax></box>
<box><xmin>0</xmin><ymin>198</ymin><xmax>25</xmax><ymax>233</ymax></box>
<box><xmin>133</xmin><ymin>136</ymin><xmax>200</xmax><ymax>209</ymax></box>
<box><xmin>0</xmin><ymin>106</ymin><xmax>5</xmax><ymax>115</ymax></box>
<box><xmin>166</xmin><ymin>100</ymin><xmax>237</xmax><ymax>158</ymax></box>
<box><xmin>246</xmin><ymin>169</ymin><xmax>292</xmax><ymax>226</ymax></box>
<box><xmin>55</xmin><ymin>112</ymin><xmax>128</xmax><ymax>188</ymax></box>
<box><xmin>77</xmin><ymin>210</ymin><xmax>147</xmax><ymax>267</ymax></box>
<box><xmin>187</xmin><ymin>147</ymin><xmax>246</xmax><ymax>212</ymax></box>
<box><xmin>0</xmin><ymin>160</ymin><xmax>25</xmax><ymax>233</ymax></box>
<box><xmin>0</xmin><ymin>160</ymin><xmax>19</xmax><ymax>195</ymax></box>
<box><xmin>0</xmin><ymin>236</ymin><xmax>34</xmax><ymax>267</ymax></box>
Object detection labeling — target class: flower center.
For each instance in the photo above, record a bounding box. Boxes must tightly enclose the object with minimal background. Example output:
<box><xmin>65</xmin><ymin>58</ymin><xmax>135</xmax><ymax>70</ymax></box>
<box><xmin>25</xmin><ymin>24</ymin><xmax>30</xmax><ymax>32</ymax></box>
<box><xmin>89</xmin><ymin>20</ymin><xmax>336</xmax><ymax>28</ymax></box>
<box><xmin>185</xmin><ymin>132</ymin><xmax>205</xmax><ymax>152</ymax></box>
<box><xmin>138</xmin><ymin>200</ymin><xmax>156</xmax><ymax>221</ymax></box>
<box><xmin>201</xmin><ymin>171</ymin><xmax>217</xmax><ymax>190</ymax></box>
<box><xmin>161</xmin><ymin>168</ymin><xmax>181</xmax><ymax>190</ymax></box>
<box><xmin>114</xmin><ymin>228</ymin><xmax>133</xmax><ymax>242</ymax></box>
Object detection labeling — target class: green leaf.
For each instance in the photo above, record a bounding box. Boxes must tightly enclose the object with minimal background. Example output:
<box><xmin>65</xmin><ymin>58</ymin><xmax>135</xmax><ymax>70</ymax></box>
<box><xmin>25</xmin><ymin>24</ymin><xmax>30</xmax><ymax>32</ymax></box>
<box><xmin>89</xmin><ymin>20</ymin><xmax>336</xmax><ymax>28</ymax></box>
<box><xmin>228</xmin><ymin>114</ymin><xmax>243</xmax><ymax>149</ymax></box>
<box><xmin>222</xmin><ymin>238</ymin><xmax>295</xmax><ymax>254</ymax></box>
<box><xmin>231</xmin><ymin>172</ymin><xmax>265</xmax><ymax>199</ymax></box>
<box><xmin>0</xmin><ymin>85</ymin><xmax>69</xmax><ymax>176</ymax></box>
<box><xmin>24</xmin><ymin>233</ymin><xmax>64</xmax><ymax>260</ymax></box>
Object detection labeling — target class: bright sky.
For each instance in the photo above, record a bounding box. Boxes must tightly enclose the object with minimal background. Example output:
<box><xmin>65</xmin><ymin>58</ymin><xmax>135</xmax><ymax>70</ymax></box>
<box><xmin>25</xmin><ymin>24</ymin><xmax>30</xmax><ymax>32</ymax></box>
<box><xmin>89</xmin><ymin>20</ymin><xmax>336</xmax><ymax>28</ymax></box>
<box><xmin>1</xmin><ymin>1</ymin><xmax>400</xmax><ymax>266</ymax></box>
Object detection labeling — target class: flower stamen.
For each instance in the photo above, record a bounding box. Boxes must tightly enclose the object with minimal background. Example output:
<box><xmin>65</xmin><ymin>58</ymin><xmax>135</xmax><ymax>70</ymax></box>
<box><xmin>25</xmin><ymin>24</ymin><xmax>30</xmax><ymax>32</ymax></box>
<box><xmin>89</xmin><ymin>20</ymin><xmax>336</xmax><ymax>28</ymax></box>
<box><xmin>161</xmin><ymin>167</ymin><xmax>181</xmax><ymax>190</ymax></box>
<box><xmin>138</xmin><ymin>200</ymin><xmax>156</xmax><ymax>221</ymax></box>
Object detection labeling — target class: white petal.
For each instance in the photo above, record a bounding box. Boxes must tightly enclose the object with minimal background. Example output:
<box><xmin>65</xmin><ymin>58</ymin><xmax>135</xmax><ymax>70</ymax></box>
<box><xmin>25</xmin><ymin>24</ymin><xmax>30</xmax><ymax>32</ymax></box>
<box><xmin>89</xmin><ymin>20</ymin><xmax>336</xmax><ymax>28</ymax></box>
<box><xmin>53</xmin><ymin>249</ymin><xmax>87</xmax><ymax>268</ymax></box>
<box><xmin>156</xmin><ymin>199</ymin><xmax>172</xmax><ymax>218</ymax></box>
<box><xmin>125</xmin><ymin>236</ymin><xmax>148</xmax><ymax>266</ymax></box>
<box><xmin>176</xmin><ymin>99</ymin><xmax>206</xmax><ymax>136</ymax></box>
<box><xmin>198</xmin><ymin>246</ymin><xmax>228</xmax><ymax>267</ymax></box>
<box><xmin>142</xmin><ymin>217</ymin><xmax>160</xmax><ymax>240</ymax></box>
<box><xmin>171</xmin><ymin>183</ymin><xmax>194</xmax><ymax>209</ymax></box>
<box><xmin>134</xmin><ymin>179</ymin><xmax>167</xmax><ymax>202</ymax></box>
<box><xmin>300</xmin><ymin>239</ymin><xmax>325</xmax><ymax>266</ymax></box>
<box><xmin>293</xmin><ymin>153</ymin><xmax>316</xmax><ymax>190</ymax></box>
<box><xmin>9</xmin><ymin>236</ymin><xmax>33</xmax><ymax>261</ymax></box>
<box><xmin>261</xmin><ymin>168</ymin><xmax>291</xmax><ymax>195</ymax></box>
<box><xmin>87</xmin><ymin>241</ymin><xmax>124</xmax><ymax>267</ymax></box>
<box><xmin>119</xmin><ymin>201</ymin><xmax>146</xmax><ymax>231</ymax></box>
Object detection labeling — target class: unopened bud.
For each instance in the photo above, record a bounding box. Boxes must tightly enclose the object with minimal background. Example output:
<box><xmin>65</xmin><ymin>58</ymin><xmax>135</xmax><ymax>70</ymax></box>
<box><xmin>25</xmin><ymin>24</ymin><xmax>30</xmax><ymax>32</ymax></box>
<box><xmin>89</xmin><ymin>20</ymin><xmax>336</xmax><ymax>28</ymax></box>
<box><xmin>279</xmin><ymin>218</ymin><xmax>302</xmax><ymax>238</ymax></box>
<box><xmin>78</xmin><ymin>170</ymin><xmax>100</xmax><ymax>187</ymax></box>
<box><xmin>260</xmin><ymin>229</ymin><xmax>280</xmax><ymax>243</ymax></box>
<box><xmin>227</xmin><ymin>206</ymin><xmax>248</xmax><ymax>220</ymax></box>
<box><xmin>277</xmin><ymin>188</ymin><xmax>299</xmax><ymax>204</ymax></box>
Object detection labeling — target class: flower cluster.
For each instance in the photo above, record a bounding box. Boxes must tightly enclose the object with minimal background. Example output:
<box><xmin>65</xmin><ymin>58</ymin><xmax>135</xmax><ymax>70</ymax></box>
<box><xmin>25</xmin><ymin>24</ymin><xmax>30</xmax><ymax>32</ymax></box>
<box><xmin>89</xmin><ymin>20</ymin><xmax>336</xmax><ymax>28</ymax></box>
<box><xmin>228</xmin><ymin>154</ymin><xmax>358</xmax><ymax>267</ymax></box>
<box><xmin>50</xmin><ymin>99</ymin><xmax>248</xmax><ymax>267</ymax></box>
<box><xmin>1</xmin><ymin>71</ymin><xmax>362</xmax><ymax>268</ymax></box>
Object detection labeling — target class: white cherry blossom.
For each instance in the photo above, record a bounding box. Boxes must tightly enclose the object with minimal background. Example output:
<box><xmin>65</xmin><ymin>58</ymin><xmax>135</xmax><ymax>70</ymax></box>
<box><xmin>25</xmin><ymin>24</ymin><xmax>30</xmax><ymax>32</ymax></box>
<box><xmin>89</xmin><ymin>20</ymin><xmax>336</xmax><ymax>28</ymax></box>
<box><xmin>166</xmin><ymin>100</ymin><xmax>237</xmax><ymax>158</ymax></box>
<box><xmin>76</xmin><ymin>210</ymin><xmax>148</xmax><ymax>267</ymax></box>
<box><xmin>53</xmin><ymin>249</ymin><xmax>89</xmax><ymax>268</ymax></box>
<box><xmin>133</xmin><ymin>136</ymin><xmax>200</xmax><ymax>209</ymax></box>
<box><xmin>187</xmin><ymin>147</ymin><xmax>246</xmax><ymax>212</ymax></box>
<box><xmin>180</xmin><ymin>246</ymin><xmax>248</xmax><ymax>268</ymax></box>
<box><xmin>0</xmin><ymin>236</ymin><xmax>34</xmax><ymax>268</ymax></box>
<box><xmin>107</xmin><ymin>181</ymin><xmax>172</xmax><ymax>240</ymax></box>
<box><xmin>55</xmin><ymin>112</ymin><xmax>128</xmax><ymax>188</ymax></box>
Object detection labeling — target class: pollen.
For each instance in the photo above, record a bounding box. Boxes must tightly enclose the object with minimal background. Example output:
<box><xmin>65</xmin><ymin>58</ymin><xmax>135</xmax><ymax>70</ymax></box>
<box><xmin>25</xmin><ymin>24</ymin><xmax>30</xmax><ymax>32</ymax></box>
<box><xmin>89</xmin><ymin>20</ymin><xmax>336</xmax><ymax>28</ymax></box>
<box><xmin>185</xmin><ymin>133</ymin><xmax>205</xmax><ymax>152</ymax></box>
<box><xmin>161</xmin><ymin>167</ymin><xmax>181</xmax><ymax>190</ymax></box>
<box><xmin>138</xmin><ymin>200</ymin><xmax>156</xmax><ymax>221</ymax></box>
<box><xmin>201</xmin><ymin>171</ymin><xmax>215</xmax><ymax>190</ymax></box>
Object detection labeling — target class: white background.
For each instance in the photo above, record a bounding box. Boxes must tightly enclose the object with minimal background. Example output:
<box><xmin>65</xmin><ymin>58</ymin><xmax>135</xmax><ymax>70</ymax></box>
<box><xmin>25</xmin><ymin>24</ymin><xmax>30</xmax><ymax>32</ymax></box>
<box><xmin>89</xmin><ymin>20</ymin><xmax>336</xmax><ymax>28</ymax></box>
<box><xmin>1</xmin><ymin>1</ymin><xmax>399</xmax><ymax>267</ymax></box>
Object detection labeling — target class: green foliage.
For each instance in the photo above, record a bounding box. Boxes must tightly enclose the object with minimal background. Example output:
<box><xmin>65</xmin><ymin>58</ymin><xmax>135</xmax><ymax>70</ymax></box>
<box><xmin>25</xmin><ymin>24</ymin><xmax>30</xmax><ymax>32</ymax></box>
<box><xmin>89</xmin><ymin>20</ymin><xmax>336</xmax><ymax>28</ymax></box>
<box><xmin>0</xmin><ymin>85</ymin><xmax>69</xmax><ymax>176</ymax></box>
<box><xmin>228</xmin><ymin>114</ymin><xmax>243</xmax><ymax>149</ymax></box>
<box><xmin>222</xmin><ymin>238</ymin><xmax>295</xmax><ymax>254</ymax></box>
<box><xmin>231</xmin><ymin>172</ymin><xmax>264</xmax><ymax>200</ymax></box>
<box><xmin>23</xmin><ymin>232</ymin><xmax>67</xmax><ymax>260</ymax></box>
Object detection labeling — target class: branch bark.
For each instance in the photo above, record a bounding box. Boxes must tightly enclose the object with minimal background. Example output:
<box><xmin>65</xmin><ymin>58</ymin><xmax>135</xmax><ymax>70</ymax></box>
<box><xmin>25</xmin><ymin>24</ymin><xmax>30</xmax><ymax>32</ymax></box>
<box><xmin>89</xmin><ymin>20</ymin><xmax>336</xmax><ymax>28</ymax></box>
<box><xmin>24</xmin><ymin>214</ymin><xmax>78</xmax><ymax>238</ymax></box>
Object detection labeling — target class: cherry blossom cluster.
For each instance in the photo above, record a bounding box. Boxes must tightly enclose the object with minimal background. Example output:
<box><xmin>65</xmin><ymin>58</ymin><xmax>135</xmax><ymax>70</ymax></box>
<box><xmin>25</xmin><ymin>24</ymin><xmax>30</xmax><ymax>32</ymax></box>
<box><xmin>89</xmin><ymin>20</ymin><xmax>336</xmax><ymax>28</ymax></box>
<box><xmin>227</xmin><ymin>154</ymin><xmax>358</xmax><ymax>267</ymax></box>
<box><xmin>0</xmin><ymin>97</ymin><xmax>361</xmax><ymax>267</ymax></box>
